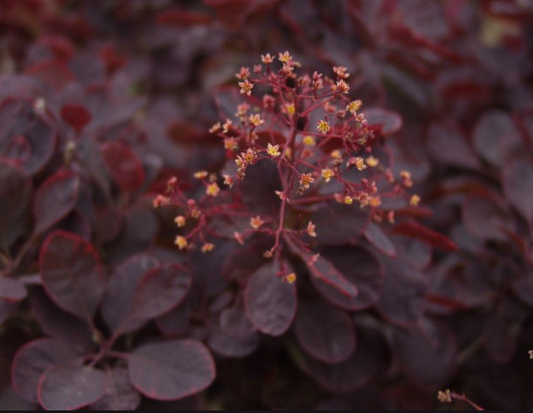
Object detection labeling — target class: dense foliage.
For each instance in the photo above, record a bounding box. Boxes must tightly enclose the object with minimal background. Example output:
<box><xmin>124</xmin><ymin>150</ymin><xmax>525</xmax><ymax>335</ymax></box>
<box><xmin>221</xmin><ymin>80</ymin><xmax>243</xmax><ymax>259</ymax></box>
<box><xmin>1</xmin><ymin>0</ymin><xmax>532</xmax><ymax>410</ymax></box>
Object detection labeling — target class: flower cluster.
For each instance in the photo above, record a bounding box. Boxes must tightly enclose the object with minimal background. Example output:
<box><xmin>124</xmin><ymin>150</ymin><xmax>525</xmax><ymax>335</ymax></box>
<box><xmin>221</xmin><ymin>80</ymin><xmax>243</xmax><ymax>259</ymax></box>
<box><xmin>156</xmin><ymin>52</ymin><xmax>417</xmax><ymax>280</ymax></box>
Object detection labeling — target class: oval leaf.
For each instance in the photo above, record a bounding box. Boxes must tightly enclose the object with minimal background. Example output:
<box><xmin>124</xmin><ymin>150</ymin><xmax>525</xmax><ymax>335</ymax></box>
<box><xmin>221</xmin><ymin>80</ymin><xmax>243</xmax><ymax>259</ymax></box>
<box><xmin>363</xmin><ymin>107</ymin><xmax>402</xmax><ymax>136</ymax></box>
<box><xmin>392</xmin><ymin>319</ymin><xmax>457</xmax><ymax>388</ymax></box>
<box><xmin>503</xmin><ymin>156</ymin><xmax>533</xmax><ymax>223</ymax></box>
<box><xmin>219</xmin><ymin>307</ymin><xmax>256</xmax><ymax>337</ymax></box>
<box><xmin>33</xmin><ymin>169</ymin><xmax>80</xmax><ymax>234</ymax></box>
<box><xmin>391</xmin><ymin>220</ymin><xmax>458</xmax><ymax>251</ymax></box>
<box><xmin>207</xmin><ymin>326</ymin><xmax>259</xmax><ymax>358</ymax></box>
<box><xmin>39</xmin><ymin>231</ymin><xmax>105</xmax><ymax>320</ymax></box>
<box><xmin>101</xmin><ymin>254</ymin><xmax>160</xmax><ymax>332</ymax></box>
<box><xmin>364</xmin><ymin>222</ymin><xmax>397</xmax><ymax>257</ymax></box>
<box><xmin>128</xmin><ymin>339</ymin><xmax>215</xmax><ymax>400</ymax></box>
<box><xmin>119</xmin><ymin>264</ymin><xmax>191</xmax><ymax>334</ymax></box>
<box><xmin>295</xmin><ymin>298</ymin><xmax>356</xmax><ymax>363</ymax></box>
<box><xmin>11</xmin><ymin>338</ymin><xmax>79</xmax><ymax>403</ymax></box>
<box><xmin>307</xmin><ymin>253</ymin><xmax>358</xmax><ymax>298</ymax></box>
<box><xmin>38</xmin><ymin>363</ymin><xmax>107</xmax><ymax>410</ymax></box>
<box><xmin>101</xmin><ymin>141</ymin><xmax>145</xmax><ymax>192</ymax></box>
<box><xmin>91</xmin><ymin>366</ymin><xmax>141</xmax><ymax>411</ymax></box>
<box><xmin>0</xmin><ymin>160</ymin><xmax>32</xmax><ymax>250</ymax></box>
<box><xmin>375</xmin><ymin>255</ymin><xmax>428</xmax><ymax>326</ymax></box>
<box><xmin>311</xmin><ymin>246</ymin><xmax>383</xmax><ymax>310</ymax></box>
<box><xmin>473</xmin><ymin>110</ymin><xmax>520</xmax><ymax>167</ymax></box>
<box><xmin>244</xmin><ymin>261</ymin><xmax>297</xmax><ymax>336</ymax></box>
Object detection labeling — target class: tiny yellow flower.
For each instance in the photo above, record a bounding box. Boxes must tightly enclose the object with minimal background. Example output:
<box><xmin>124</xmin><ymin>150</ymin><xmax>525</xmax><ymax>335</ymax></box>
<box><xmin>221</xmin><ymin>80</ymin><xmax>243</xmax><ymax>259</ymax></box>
<box><xmin>235</xmin><ymin>66</ymin><xmax>250</xmax><ymax>79</ymax></box>
<box><xmin>344</xmin><ymin>195</ymin><xmax>353</xmax><ymax>205</ymax></box>
<box><xmin>238</xmin><ymin>79</ymin><xmax>254</xmax><ymax>96</ymax></box>
<box><xmin>330</xmin><ymin>149</ymin><xmax>342</xmax><ymax>159</ymax></box>
<box><xmin>355</xmin><ymin>157</ymin><xmax>367</xmax><ymax>171</ymax></box>
<box><xmin>300</xmin><ymin>173</ymin><xmax>314</xmax><ymax>189</ymax></box>
<box><xmin>222</xmin><ymin>119</ymin><xmax>232</xmax><ymax>133</ymax></box>
<box><xmin>365</xmin><ymin>156</ymin><xmax>379</xmax><ymax>167</ymax></box>
<box><xmin>250</xmin><ymin>216</ymin><xmax>264</xmax><ymax>229</ymax></box>
<box><xmin>307</xmin><ymin>221</ymin><xmax>317</xmax><ymax>237</ymax></box>
<box><xmin>284</xmin><ymin>147</ymin><xmax>292</xmax><ymax>159</ymax></box>
<box><xmin>194</xmin><ymin>170</ymin><xmax>208</xmax><ymax>179</ymax></box>
<box><xmin>249</xmin><ymin>113</ymin><xmax>264</xmax><ymax>127</ymax></box>
<box><xmin>206</xmin><ymin>182</ymin><xmax>220</xmax><ymax>197</ymax></box>
<box><xmin>303</xmin><ymin>135</ymin><xmax>315</xmax><ymax>146</ymax></box>
<box><xmin>401</xmin><ymin>170</ymin><xmax>414</xmax><ymax>187</ymax></box>
<box><xmin>332</xmin><ymin>79</ymin><xmax>350</xmax><ymax>94</ymax></box>
<box><xmin>410</xmin><ymin>194</ymin><xmax>421</xmax><ymax>206</ymax></box>
<box><xmin>369</xmin><ymin>196</ymin><xmax>382</xmax><ymax>208</ymax></box>
<box><xmin>278</xmin><ymin>51</ymin><xmax>292</xmax><ymax>63</ymax></box>
<box><xmin>321</xmin><ymin>168</ymin><xmax>335</xmax><ymax>182</ymax></box>
<box><xmin>224</xmin><ymin>137</ymin><xmax>238</xmax><ymax>151</ymax></box>
<box><xmin>201</xmin><ymin>243</ymin><xmax>215</xmax><ymax>253</ymax></box>
<box><xmin>175</xmin><ymin>236</ymin><xmax>188</xmax><ymax>250</ymax></box>
<box><xmin>285</xmin><ymin>103</ymin><xmax>295</xmax><ymax>116</ymax></box>
<box><xmin>261</xmin><ymin>53</ymin><xmax>274</xmax><ymax>63</ymax></box>
<box><xmin>283</xmin><ymin>272</ymin><xmax>297</xmax><ymax>284</ymax></box>
<box><xmin>174</xmin><ymin>216</ymin><xmax>186</xmax><ymax>227</ymax></box>
<box><xmin>317</xmin><ymin>120</ymin><xmax>331</xmax><ymax>134</ymax></box>
<box><xmin>223</xmin><ymin>174</ymin><xmax>234</xmax><ymax>187</ymax></box>
<box><xmin>191</xmin><ymin>208</ymin><xmax>201</xmax><ymax>218</ymax></box>
<box><xmin>333</xmin><ymin>66</ymin><xmax>349</xmax><ymax>79</ymax></box>
<box><xmin>266</xmin><ymin>143</ymin><xmax>281</xmax><ymax>157</ymax></box>
<box><xmin>346</xmin><ymin>100</ymin><xmax>362</xmax><ymax>114</ymax></box>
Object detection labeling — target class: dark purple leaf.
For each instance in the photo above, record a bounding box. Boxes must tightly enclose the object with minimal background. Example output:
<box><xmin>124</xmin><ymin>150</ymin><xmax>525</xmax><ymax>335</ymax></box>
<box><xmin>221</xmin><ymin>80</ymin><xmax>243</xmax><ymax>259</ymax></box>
<box><xmin>11</xmin><ymin>338</ymin><xmax>79</xmax><ymax>403</ymax></box>
<box><xmin>427</xmin><ymin>123</ymin><xmax>479</xmax><ymax>169</ymax></box>
<box><xmin>0</xmin><ymin>385</ymin><xmax>37</xmax><ymax>410</ymax></box>
<box><xmin>311</xmin><ymin>246</ymin><xmax>383</xmax><ymax>310</ymax></box>
<box><xmin>462</xmin><ymin>195</ymin><xmax>516</xmax><ymax>242</ymax></box>
<box><xmin>294</xmin><ymin>248</ymin><xmax>358</xmax><ymax>299</ymax></box>
<box><xmin>391</xmin><ymin>220</ymin><xmax>458</xmax><ymax>251</ymax></box>
<box><xmin>295</xmin><ymin>298</ymin><xmax>356</xmax><ymax>363</ymax></box>
<box><xmin>105</xmin><ymin>205</ymin><xmax>159</xmax><ymax>265</ymax></box>
<box><xmin>156</xmin><ymin>301</ymin><xmax>191</xmax><ymax>337</ymax></box>
<box><xmin>208</xmin><ymin>326</ymin><xmax>259</xmax><ymax>358</ymax></box>
<box><xmin>363</xmin><ymin>107</ymin><xmax>402</xmax><ymax>136</ymax></box>
<box><xmin>0</xmin><ymin>277</ymin><xmax>26</xmax><ymax>302</ymax></box>
<box><xmin>101</xmin><ymin>141</ymin><xmax>145</xmax><ymax>192</ymax></box>
<box><xmin>364</xmin><ymin>222</ymin><xmax>397</xmax><ymax>257</ymax></box>
<box><xmin>219</xmin><ymin>307</ymin><xmax>256</xmax><ymax>337</ymax></box>
<box><xmin>101</xmin><ymin>254</ymin><xmax>160</xmax><ymax>332</ymax></box>
<box><xmin>239</xmin><ymin>159</ymin><xmax>282</xmax><ymax>215</ymax></box>
<box><xmin>483</xmin><ymin>298</ymin><xmax>528</xmax><ymax>364</ymax></box>
<box><xmin>91</xmin><ymin>366</ymin><xmax>141</xmax><ymax>411</ymax></box>
<box><xmin>33</xmin><ymin>169</ymin><xmax>80</xmax><ymax>235</ymax></box>
<box><xmin>118</xmin><ymin>264</ymin><xmax>191</xmax><ymax>334</ymax></box>
<box><xmin>128</xmin><ymin>339</ymin><xmax>215</xmax><ymax>400</ymax></box>
<box><xmin>244</xmin><ymin>261</ymin><xmax>297</xmax><ymax>336</ymax></box>
<box><xmin>310</xmin><ymin>203</ymin><xmax>368</xmax><ymax>245</ymax></box>
<box><xmin>38</xmin><ymin>363</ymin><xmax>107</xmax><ymax>410</ymax></box>
<box><xmin>302</xmin><ymin>334</ymin><xmax>377</xmax><ymax>394</ymax></box>
<box><xmin>375</xmin><ymin>255</ymin><xmax>428</xmax><ymax>326</ymax></box>
<box><xmin>29</xmin><ymin>289</ymin><xmax>94</xmax><ymax>353</ymax></box>
<box><xmin>0</xmin><ymin>160</ymin><xmax>32</xmax><ymax>250</ymax></box>
<box><xmin>392</xmin><ymin>318</ymin><xmax>457</xmax><ymax>389</ymax></box>
<box><xmin>39</xmin><ymin>231</ymin><xmax>105</xmax><ymax>321</ymax></box>
<box><xmin>0</xmin><ymin>99</ymin><xmax>56</xmax><ymax>175</ymax></box>
<box><xmin>473</xmin><ymin>110</ymin><xmax>520</xmax><ymax>167</ymax></box>
<box><xmin>60</xmin><ymin>104</ymin><xmax>92</xmax><ymax>133</ymax></box>
<box><xmin>503</xmin><ymin>156</ymin><xmax>533</xmax><ymax>223</ymax></box>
